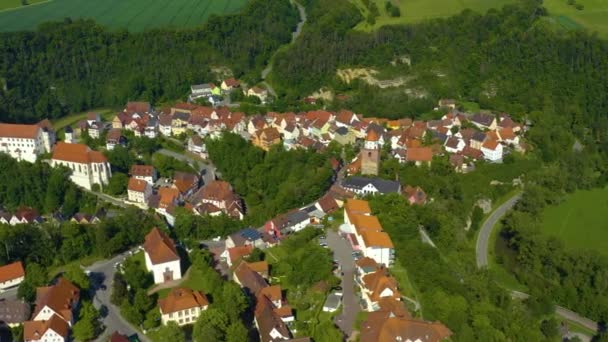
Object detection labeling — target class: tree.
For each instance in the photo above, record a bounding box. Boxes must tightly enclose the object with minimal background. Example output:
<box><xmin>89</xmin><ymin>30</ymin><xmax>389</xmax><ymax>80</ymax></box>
<box><xmin>106</xmin><ymin>172</ymin><xmax>129</xmax><ymax>196</ymax></box>
<box><xmin>72</xmin><ymin>301</ymin><xmax>101</xmax><ymax>341</ymax></box>
<box><xmin>149</xmin><ymin>322</ymin><xmax>185</xmax><ymax>342</ymax></box>
<box><xmin>143</xmin><ymin>309</ymin><xmax>161</xmax><ymax>330</ymax></box>
<box><xmin>64</xmin><ymin>264</ymin><xmax>90</xmax><ymax>290</ymax></box>
<box><xmin>193</xmin><ymin>308</ymin><xmax>229</xmax><ymax>342</ymax></box>
<box><xmin>133</xmin><ymin>289</ymin><xmax>154</xmax><ymax>314</ymax></box>
<box><xmin>540</xmin><ymin>319</ymin><xmax>558</xmax><ymax>340</ymax></box>
<box><xmin>216</xmin><ymin>283</ymin><xmax>248</xmax><ymax>323</ymax></box>
<box><xmin>111</xmin><ymin>272</ymin><xmax>129</xmax><ymax>305</ymax></box>
<box><xmin>225</xmin><ymin>321</ymin><xmax>248</xmax><ymax>342</ymax></box>
<box><xmin>18</xmin><ymin>263</ymin><xmax>47</xmax><ymax>302</ymax></box>
<box><xmin>122</xmin><ymin>258</ymin><xmax>152</xmax><ymax>290</ymax></box>
<box><xmin>106</xmin><ymin>146</ymin><xmax>135</xmax><ymax>173</ymax></box>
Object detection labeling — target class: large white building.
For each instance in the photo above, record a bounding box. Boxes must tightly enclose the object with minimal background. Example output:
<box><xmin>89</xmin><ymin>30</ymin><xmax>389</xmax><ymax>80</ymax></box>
<box><xmin>158</xmin><ymin>288</ymin><xmax>209</xmax><ymax>326</ymax></box>
<box><xmin>144</xmin><ymin>228</ymin><xmax>182</xmax><ymax>284</ymax></box>
<box><xmin>0</xmin><ymin>123</ymin><xmax>50</xmax><ymax>163</ymax></box>
<box><xmin>344</xmin><ymin>199</ymin><xmax>394</xmax><ymax>267</ymax></box>
<box><xmin>50</xmin><ymin>142</ymin><xmax>111</xmax><ymax>190</ymax></box>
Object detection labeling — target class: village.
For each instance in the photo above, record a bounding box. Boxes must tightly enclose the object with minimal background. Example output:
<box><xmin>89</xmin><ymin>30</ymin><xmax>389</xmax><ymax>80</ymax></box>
<box><xmin>0</xmin><ymin>78</ymin><xmax>527</xmax><ymax>342</ymax></box>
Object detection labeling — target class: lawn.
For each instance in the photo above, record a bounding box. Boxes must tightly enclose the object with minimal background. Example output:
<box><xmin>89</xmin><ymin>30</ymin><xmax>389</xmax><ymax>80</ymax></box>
<box><xmin>349</xmin><ymin>0</ymin><xmax>608</xmax><ymax>37</ymax></box>
<box><xmin>156</xmin><ymin>266</ymin><xmax>208</xmax><ymax>299</ymax></box>
<box><xmin>0</xmin><ymin>0</ymin><xmax>46</xmax><ymax>11</ymax></box>
<box><xmin>51</xmin><ymin>109</ymin><xmax>113</xmax><ymax>132</ymax></box>
<box><xmin>0</xmin><ymin>0</ymin><xmax>248</xmax><ymax>32</ymax></box>
<box><xmin>540</xmin><ymin>187</ymin><xmax>608</xmax><ymax>256</ymax></box>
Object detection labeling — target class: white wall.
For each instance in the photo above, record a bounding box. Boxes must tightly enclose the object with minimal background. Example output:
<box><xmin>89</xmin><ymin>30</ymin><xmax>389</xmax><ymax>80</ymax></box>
<box><xmin>363</xmin><ymin>246</ymin><xmax>393</xmax><ymax>267</ymax></box>
<box><xmin>145</xmin><ymin>252</ymin><xmax>182</xmax><ymax>284</ymax></box>
<box><xmin>0</xmin><ymin>134</ymin><xmax>44</xmax><ymax>163</ymax></box>
<box><xmin>161</xmin><ymin>305</ymin><xmax>206</xmax><ymax>326</ymax></box>
<box><xmin>0</xmin><ymin>275</ymin><xmax>24</xmax><ymax>290</ymax></box>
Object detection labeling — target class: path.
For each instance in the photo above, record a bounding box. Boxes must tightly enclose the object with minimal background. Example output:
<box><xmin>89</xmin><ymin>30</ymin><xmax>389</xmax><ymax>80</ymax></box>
<box><xmin>475</xmin><ymin>193</ymin><xmax>521</xmax><ymax>268</ymax></box>
<box><xmin>260</xmin><ymin>0</ymin><xmax>307</xmax><ymax>97</ymax></box>
<box><xmin>147</xmin><ymin>267</ymin><xmax>192</xmax><ymax>295</ymax></box>
<box><xmin>86</xmin><ymin>252</ymin><xmax>151</xmax><ymax>342</ymax></box>
<box><xmin>326</xmin><ymin>230</ymin><xmax>360</xmax><ymax>338</ymax></box>
<box><xmin>82</xmin><ymin>188</ymin><xmax>129</xmax><ymax>208</ymax></box>
<box><xmin>475</xmin><ymin>193</ymin><xmax>600</xmax><ymax>333</ymax></box>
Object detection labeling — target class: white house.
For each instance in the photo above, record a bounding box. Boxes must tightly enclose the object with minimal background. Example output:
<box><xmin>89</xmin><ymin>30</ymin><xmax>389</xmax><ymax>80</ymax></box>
<box><xmin>360</xmin><ymin>269</ymin><xmax>401</xmax><ymax>312</ymax></box>
<box><xmin>50</xmin><ymin>142</ymin><xmax>112</xmax><ymax>190</ymax></box>
<box><xmin>30</xmin><ymin>277</ymin><xmax>80</xmax><ymax>325</ymax></box>
<box><xmin>158</xmin><ymin>288</ymin><xmax>209</xmax><ymax>326</ymax></box>
<box><xmin>187</xmin><ymin>136</ymin><xmax>207</xmax><ymax>158</ymax></box>
<box><xmin>444</xmin><ymin>137</ymin><xmax>466</xmax><ymax>154</ymax></box>
<box><xmin>0</xmin><ymin>261</ymin><xmax>25</xmax><ymax>291</ymax></box>
<box><xmin>144</xmin><ymin>228</ymin><xmax>182</xmax><ymax>284</ymax></box>
<box><xmin>341</xmin><ymin>177</ymin><xmax>401</xmax><ymax>196</ymax></box>
<box><xmin>129</xmin><ymin>164</ymin><xmax>157</xmax><ymax>185</ymax></box>
<box><xmin>359</xmin><ymin>231</ymin><xmax>394</xmax><ymax>267</ymax></box>
<box><xmin>0</xmin><ymin>123</ymin><xmax>48</xmax><ymax>163</ymax></box>
<box><xmin>24</xmin><ymin>314</ymin><xmax>70</xmax><ymax>342</ymax></box>
<box><xmin>481</xmin><ymin>139</ymin><xmax>503</xmax><ymax>162</ymax></box>
<box><xmin>127</xmin><ymin>178</ymin><xmax>151</xmax><ymax>205</ymax></box>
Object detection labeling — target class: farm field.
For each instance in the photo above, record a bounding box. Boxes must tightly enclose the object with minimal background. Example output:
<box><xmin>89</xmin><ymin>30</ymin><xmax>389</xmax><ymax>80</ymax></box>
<box><xmin>0</xmin><ymin>0</ymin><xmax>248</xmax><ymax>32</ymax></box>
<box><xmin>0</xmin><ymin>0</ymin><xmax>47</xmax><ymax>11</ymax></box>
<box><xmin>350</xmin><ymin>0</ymin><xmax>608</xmax><ymax>37</ymax></box>
<box><xmin>540</xmin><ymin>187</ymin><xmax>608</xmax><ymax>256</ymax></box>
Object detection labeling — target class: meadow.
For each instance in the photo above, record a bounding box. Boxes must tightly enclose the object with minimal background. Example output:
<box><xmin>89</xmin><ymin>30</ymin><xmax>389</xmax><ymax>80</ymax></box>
<box><xmin>0</xmin><ymin>0</ymin><xmax>46</xmax><ymax>11</ymax></box>
<box><xmin>540</xmin><ymin>187</ymin><xmax>608</xmax><ymax>256</ymax></box>
<box><xmin>0</xmin><ymin>0</ymin><xmax>247</xmax><ymax>32</ymax></box>
<box><xmin>350</xmin><ymin>0</ymin><xmax>608</xmax><ymax>37</ymax></box>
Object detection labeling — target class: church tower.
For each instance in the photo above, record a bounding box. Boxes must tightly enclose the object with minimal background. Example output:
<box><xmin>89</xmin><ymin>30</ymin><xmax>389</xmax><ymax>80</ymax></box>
<box><xmin>361</xmin><ymin>129</ymin><xmax>380</xmax><ymax>175</ymax></box>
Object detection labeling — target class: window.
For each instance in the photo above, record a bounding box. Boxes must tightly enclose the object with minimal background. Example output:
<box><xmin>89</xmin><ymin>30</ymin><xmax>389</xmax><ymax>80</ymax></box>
<box><xmin>169</xmin><ymin>313</ymin><xmax>173</xmax><ymax>318</ymax></box>
<box><xmin>178</xmin><ymin>311</ymin><xmax>183</xmax><ymax>317</ymax></box>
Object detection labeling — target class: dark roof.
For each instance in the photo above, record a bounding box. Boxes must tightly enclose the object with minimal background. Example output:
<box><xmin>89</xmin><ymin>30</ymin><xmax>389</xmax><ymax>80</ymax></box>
<box><xmin>471</xmin><ymin>131</ymin><xmax>486</xmax><ymax>142</ymax></box>
<box><xmin>173</xmin><ymin>111</ymin><xmax>191</xmax><ymax>121</ymax></box>
<box><xmin>342</xmin><ymin>176</ymin><xmax>400</xmax><ymax>194</ymax></box>
<box><xmin>286</xmin><ymin>210</ymin><xmax>309</xmax><ymax>225</ymax></box>
<box><xmin>230</xmin><ymin>228</ymin><xmax>262</xmax><ymax>246</ymax></box>
<box><xmin>335</xmin><ymin>126</ymin><xmax>349</xmax><ymax>135</ymax></box>
<box><xmin>234</xmin><ymin>262</ymin><xmax>268</xmax><ymax>295</ymax></box>
<box><xmin>0</xmin><ymin>299</ymin><xmax>31</xmax><ymax>324</ymax></box>
<box><xmin>470</xmin><ymin>113</ymin><xmax>495</xmax><ymax>126</ymax></box>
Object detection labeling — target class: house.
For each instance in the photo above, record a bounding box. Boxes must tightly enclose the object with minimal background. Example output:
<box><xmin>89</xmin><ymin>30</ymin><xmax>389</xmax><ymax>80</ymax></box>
<box><xmin>158</xmin><ymin>288</ymin><xmax>209</xmax><ymax>326</ymax></box>
<box><xmin>8</xmin><ymin>207</ymin><xmax>42</xmax><ymax>225</ymax></box>
<box><xmin>233</xmin><ymin>262</ymin><xmax>268</xmax><ymax>296</ymax></box>
<box><xmin>264</xmin><ymin>210</ymin><xmax>311</xmax><ymax>238</ymax></box>
<box><xmin>0</xmin><ymin>123</ymin><xmax>49</xmax><ymax>163</ymax></box>
<box><xmin>143</xmin><ymin>228</ymin><xmax>182</xmax><ymax>284</ymax></box>
<box><xmin>254</xmin><ymin>294</ymin><xmax>291</xmax><ymax>342</ymax></box>
<box><xmin>438</xmin><ymin>99</ymin><xmax>456</xmax><ymax>110</ymax></box>
<box><xmin>333</xmin><ymin>126</ymin><xmax>357</xmax><ymax>145</ymax></box>
<box><xmin>360</xmin><ymin>269</ymin><xmax>400</xmax><ymax>311</ymax></box>
<box><xmin>0</xmin><ymin>261</ymin><xmax>25</xmax><ymax>291</ymax></box>
<box><xmin>315</xmin><ymin>193</ymin><xmax>339</xmax><ymax>214</ymax></box>
<box><xmin>172</xmin><ymin>171</ymin><xmax>199</xmax><ymax>198</ymax></box>
<box><xmin>190</xmin><ymin>83</ymin><xmax>219</xmax><ymax>101</ymax></box>
<box><xmin>125</xmin><ymin>101</ymin><xmax>152</xmax><ymax>115</ymax></box>
<box><xmin>64</xmin><ymin>126</ymin><xmax>76</xmax><ymax>144</ymax></box>
<box><xmin>246</xmin><ymin>87</ymin><xmax>269</xmax><ymax>104</ymax></box>
<box><xmin>360</xmin><ymin>311</ymin><xmax>452</xmax><ymax>342</ymax></box>
<box><xmin>221</xmin><ymin>78</ymin><xmax>240</xmax><ymax>92</ymax></box>
<box><xmin>36</xmin><ymin>120</ymin><xmax>56</xmax><ymax>153</ymax></box>
<box><xmin>109</xmin><ymin>332</ymin><xmax>130</xmax><ymax>342</ymax></box>
<box><xmin>248</xmin><ymin>261</ymin><xmax>270</xmax><ymax>279</ymax></box>
<box><xmin>481</xmin><ymin>139</ymin><xmax>503</xmax><ymax>162</ymax></box>
<box><xmin>335</xmin><ymin>109</ymin><xmax>358</xmax><ymax>127</ymax></box>
<box><xmin>402</xmin><ymin>186</ymin><xmax>427</xmax><ymax>205</ymax></box>
<box><xmin>226</xmin><ymin>245</ymin><xmax>253</xmax><ymax>267</ymax></box>
<box><xmin>30</xmin><ymin>277</ymin><xmax>80</xmax><ymax>325</ymax></box>
<box><xmin>171</xmin><ymin>111</ymin><xmax>191</xmax><ymax>136</ymax></box>
<box><xmin>226</xmin><ymin>228</ymin><xmax>265</xmax><ymax>249</ymax></box>
<box><xmin>129</xmin><ymin>165</ymin><xmax>157</xmax><ymax>185</ymax></box>
<box><xmin>0</xmin><ymin>299</ymin><xmax>30</xmax><ymax>327</ymax></box>
<box><xmin>405</xmin><ymin>147</ymin><xmax>433</xmax><ymax>166</ymax></box>
<box><xmin>51</xmin><ymin>142</ymin><xmax>112</xmax><ymax>190</ymax></box>
<box><xmin>470</xmin><ymin>113</ymin><xmax>497</xmax><ymax>130</ymax></box>
<box><xmin>158</xmin><ymin>114</ymin><xmax>173</xmax><ymax>136</ymax></box>
<box><xmin>189</xmin><ymin>180</ymin><xmax>244</xmax><ymax>220</ymax></box>
<box><xmin>341</xmin><ymin>176</ymin><xmax>401</xmax><ymax>196</ymax></box>
<box><xmin>187</xmin><ymin>135</ymin><xmax>207</xmax><ymax>158</ymax></box>
<box><xmin>253</xmin><ymin>127</ymin><xmax>281</xmax><ymax>151</ymax></box>
<box><xmin>444</xmin><ymin>136</ymin><xmax>465</xmax><ymax>153</ymax></box>
<box><xmin>127</xmin><ymin>178</ymin><xmax>152</xmax><ymax>205</ymax></box>
<box><xmin>359</xmin><ymin>230</ymin><xmax>394</xmax><ymax>267</ymax></box>
<box><xmin>105</xmin><ymin>128</ymin><xmax>125</xmax><ymax>150</ymax></box>
<box><xmin>248</xmin><ymin>116</ymin><xmax>267</xmax><ymax>135</ymax></box>
<box><xmin>70</xmin><ymin>213</ymin><xmax>101</xmax><ymax>225</ymax></box>
<box><xmin>24</xmin><ymin>314</ymin><xmax>70</xmax><ymax>342</ymax></box>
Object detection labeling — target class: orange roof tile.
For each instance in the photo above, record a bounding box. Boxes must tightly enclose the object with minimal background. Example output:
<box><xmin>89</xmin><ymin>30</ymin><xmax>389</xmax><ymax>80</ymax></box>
<box><xmin>128</xmin><ymin>178</ymin><xmax>148</xmax><ymax>192</ymax></box>
<box><xmin>32</xmin><ymin>278</ymin><xmax>79</xmax><ymax>323</ymax></box>
<box><xmin>143</xmin><ymin>228</ymin><xmax>180</xmax><ymax>264</ymax></box>
<box><xmin>344</xmin><ymin>199</ymin><xmax>371</xmax><ymax>215</ymax></box>
<box><xmin>228</xmin><ymin>245</ymin><xmax>253</xmax><ymax>263</ymax></box>
<box><xmin>0</xmin><ymin>123</ymin><xmax>40</xmax><ymax>139</ymax></box>
<box><xmin>352</xmin><ymin>214</ymin><xmax>383</xmax><ymax>234</ymax></box>
<box><xmin>259</xmin><ymin>285</ymin><xmax>282</xmax><ymax>302</ymax></box>
<box><xmin>247</xmin><ymin>261</ymin><xmax>269</xmax><ymax>274</ymax></box>
<box><xmin>0</xmin><ymin>261</ymin><xmax>24</xmax><ymax>283</ymax></box>
<box><xmin>406</xmin><ymin>147</ymin><xmax>433</xmax><ymax>162</ymax></box>
<box><xmin>482</xmin><ymin>138</ymin><xmax>499</xmax><ymax>150</ymax></box>
<box><xmin>130</xmin><ymin>165</ymin><xmax>155</xmax><ymax>177</ymax></box>
<box><xmin>52</xmin><ymin>142</ymin><xmax>108</xmax><ymax>164</ymax></box>
<box><xmin>24</xmin><ymin>314</ymin><xmax>69</xmax><ymax>341</ymax></box>
<box><xmin>361</xmin><ymin>230</ymin><xmax>394</xmax><ymax>248</ymax></box>
<box><xmin>366</xmin><ymin>129</ymin><xmax>379</xmax><ymax>142</ymax></box>
<box><xmin>158</xmin><ymin>288</ymin><xmax>208</xmax><ymax>314</ymax></box>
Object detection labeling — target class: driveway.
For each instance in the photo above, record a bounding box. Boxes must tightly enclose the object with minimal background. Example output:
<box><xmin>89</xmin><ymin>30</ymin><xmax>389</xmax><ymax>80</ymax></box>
<box><xmin>326</xmin><ymin>230</ymin><xmax>360</xmax><ymax>337</ymax></box>
<box><xmin>86</xmin><ymin>252</ymin><xmax>151</xmax><ymax>342</ymax></box>
<box><xmin>475</xmin><ymin>193</ymin><xmax>521</xmax><ymax>268</ymax></box>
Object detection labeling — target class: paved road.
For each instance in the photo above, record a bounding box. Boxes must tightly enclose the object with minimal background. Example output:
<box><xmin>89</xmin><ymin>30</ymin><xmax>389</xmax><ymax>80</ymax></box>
<box><xmin>475</xmin><ymin>193</ymin><xmax>521</xmax><ymax>268</ymax></box>
<box><xmin>157</xmin><ymin>149</ymin><xmax>216</xmax><ymax>186</ymax></box>
<box><xmin>476</xmin><ymin>194</ymin><xmax>599</xmax><ymax>333</ymax></box>
<box><xmin>86</xmin><ymin>252</ymin><xmax>151</xmax><ymax>342</ymax></box>
<box><xmin>326</xmin><ymin>230</ymin><xmax>359</xmax><ymax>338</ymax></box>
<box><xmin>82</xmin><ymin>188</ymin><xmax>129</xmax><ymax>208</ymax></box>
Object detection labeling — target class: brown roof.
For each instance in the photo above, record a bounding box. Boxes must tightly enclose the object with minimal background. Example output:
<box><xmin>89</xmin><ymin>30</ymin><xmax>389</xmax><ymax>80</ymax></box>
<box><xmin>336</xmin><ymin>109</ymin><xmax>355</xmax><ymax>125</ymax></box>
<box><xmin>32</xmin><ymin>277</ymin><xmax>80</xmax><ymax>323</ymax></box>
<box><xmin>128</xmin><ymin>178</ymin><xmax>148</xmax><ymax>192</ymax></box>
<box><xmin>351</xmin><ymin>214</ymin><xmax>383</xmax><ymax>235</ymax></box>
<box><xmin>126</xmin><ymin>101</ymin><xmax>151</xmax><ymax>114</ymax></box>
<box><xmin>462</xmin><ymin>146</ymin><xmax>483</xmax><ymax>159</ymax></box>
<box><xmin>143</xmin><ymin>228</ymin><xmax>180</xmax><ymax>265</ymax></box>
<box><xmin>52</xmin><ymin>142</ymin><xmax>107</xmax><ymax>164</ymax></box>
<box><xmin>196</xmin><ymin>180</ymin><xmax>236</xmax><ymax>203</ymax></box>
<box><xmin>223</xmin><ymin>78</ymin><xmax>240</xmax><ymax>87</ymax></box>
<box><xmin>227</xmin><ymin>245</ymin><xmax>253</xmax><ymax>264</ymax></box>
<box><xmin>173</xmin><ymin>171</ymin><xmax>198</xmax><ymax>194</ymax></box>
<box><xmin>377</xmin><ymin>297</ymin><xmax>411</xmax><ymax>319</ymax></box>
<box><xmin>260</xmin><ymin>127</ymin><xmax>281</xmax><ymax>142</ymax></box>
<box><xmin>356</xmin><ymin>257</ymin><xmax>378</xmax><ymax>269</ymax></box>
<box><xmin>158</xmin><ymin>288</ymin><xmax>209</xmax><ymax>314</ymax></box>
<box><xmin>482</xmin><ymin>138</ymin><xmax>499</xmax><ymax>150</ymax></box>
<box><xmin>361</xmin><ymin>230</ymin><xmax>394</xmax><ymax>248</ymax></box>
<box><xmin>0</xmin><ymin>123</ymin><xmax>40</xmax><ymax>139</ymax></box>
<box><xmin>234</xmin><ymin>262</ymin><xmax>268</xmax><ymax>295</ymax></box>
<box><xmin>362</xmin><ymin>269</ymin><xmax>400</xmax><ymax>302</ymax></box>
<box><xmin>0</xmin><ymin>261</ymin><xmax>24</xmax><ymax>283</ymax></box>
<box><xmin>110</xmin><ymin>332</ymin><xmax>130</xmax><ymax>342</ymax></box>
<box><xmin>317</xmin><ymin>193</ymin><xmax>338</xmax><ymax>213</ymax></box>
<box><xmin>24</xmin><ymin>314</ymin><xmax>70</xmax><ymax>341</ymax></box>
<box><xmin>158</xmin><ymin>187</ymin><xmax>180</xmax><ymax>208</ymax></box>
<box><xmin>366</xmin><ymin>129</ymin><xmax>379</xmax><ymax>142</ymax></box>
<box><xmin>106</xmin><ymin>128</ymin><xmax>122</xmax><ymax>142</ymax></box>
<box><xmin>130</xmin><ymin>164</ymin><xmax>155</xmax><ymax>177</ymax></box>
<box><xmin>259</xmin><ymin>285</ymin><xmax>282</xmax><ymax>302</ymax></box>
<box><xmin>344</xmin><ymin>199</ymin><xmax>371</xmax><ymax>215</ymax></box>
<box><xmin>247</xmin><ymin>261</ymin><xmax>269</xmax><ymax>274</ymax></box>
<box><xmin>255</xmin><ymin>294</ymin><xmax>291</xmax><ymax>342</ymax></box>
<box><xmin>0</xmin><ymin>298</ymin><xmax>31</xmax><ymax>324</ymax></box>
<box><xmin>360</xmin><ymin>313</ymin><xmax>452</xmax><ymax>342</ymax></box>
<box><xmin>406</xmin><ymin>147</ymin><xmax>433</xmax><ymax>162</ymax></box>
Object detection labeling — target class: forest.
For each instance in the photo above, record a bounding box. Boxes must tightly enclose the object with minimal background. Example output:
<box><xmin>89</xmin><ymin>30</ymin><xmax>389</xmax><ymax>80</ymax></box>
<box><xmin>0</xmin><ymin>0</ymin><xmax>298</xmax><ymax>123</ymax></box>
<box><xmin>206</xmin><ymin>132</ymin><xmax>334</xmax><ymax>225</ymax></box>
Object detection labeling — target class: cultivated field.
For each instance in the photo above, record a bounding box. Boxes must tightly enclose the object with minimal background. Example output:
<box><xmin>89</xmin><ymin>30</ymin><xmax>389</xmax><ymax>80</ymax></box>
<box><xmin>350</xmin><ymin>0</ymin><xmax>608</xmax><ymax>37</ymax></box>
<box><xmin>0</xmin><ymin>0</ymin><xmax>247</xmax><ymax>32</ymax></box>
<box><xmin>540</xmin><ymin>187</ymin><xmax>608</xmax><ymax>256</ymax></box>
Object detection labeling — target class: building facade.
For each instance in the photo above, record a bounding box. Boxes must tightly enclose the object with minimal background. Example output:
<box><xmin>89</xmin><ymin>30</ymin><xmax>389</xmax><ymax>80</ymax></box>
<box><xmin>51</xmin><ymin>142</ymin><xmax>111</xmax><ymax>190</ymax></box>
<box><xmin>0</xmin><ymin>124</ymin><xmax>48</xmax><ymax>163</ymax></box>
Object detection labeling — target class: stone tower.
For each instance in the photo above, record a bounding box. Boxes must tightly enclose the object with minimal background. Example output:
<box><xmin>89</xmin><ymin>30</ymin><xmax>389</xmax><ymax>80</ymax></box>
<box><xmin>361</xmin><ymin>129</ymin><xmax>380</xmax><ymax>175</ymax></box>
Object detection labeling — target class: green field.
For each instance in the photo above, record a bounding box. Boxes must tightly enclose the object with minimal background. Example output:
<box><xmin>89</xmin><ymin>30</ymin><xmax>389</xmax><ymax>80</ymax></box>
<box><xmin>350</xmin><ymin>0</ymin><xmax>608</xmax><ymax>37</ymax></box>
<box><xmin>0</xmin><ymin>0</ymin><xmax>47</xmax><ymax>11</ymax></box>
<box><xmin>540</xmin><ymin>187</ymin><xmax>608</xmax><ymax>256</ymax></box>
<box><xmin>0</xmin><ymin>0</ymin><xmax>247</xmax><ymax>32</ymax></box>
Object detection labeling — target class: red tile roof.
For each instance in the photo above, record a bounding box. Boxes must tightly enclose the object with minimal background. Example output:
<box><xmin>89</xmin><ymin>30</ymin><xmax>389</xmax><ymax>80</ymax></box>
<box><xmin>0</xmin><ymin>261</ymin><xmax>25</xmax><ymax>283</ymax></box>
<box><xmin>0</xmin><ymin>123</ymin><xmax>40</xmax><ymax>139</ymax></box>
<box><xmin>52</xmin><ymin>142</ymin><xmax>107</xmax><ymax>164</ymax></box>
<box><xmin>406</xmin><ymin>147</ymin><xmax>433</xmax><ymax>162</ymax></box>
<box><xmin>128</xmin><ymin>178</ymin><xmax>148</xmax><ymax>192</ymax></box>
<box><xmin>158</xmin><ymin>288</ymin><xmax>209</xmax><ymax>314</ymax></box>
<box><xmin>143</xmin><ymin>228</ymin><xmax>180</xmax><ymax>265</ymax></box>
<box><xmin>130</xmin><ymin>165</ymin><xmax>155</xmax><ymax>177</ymax></box>
<box><xmin>32</xmin><ymin>277</ymin><xmax>80</xmax><ymax>323</ymax></box>
<box><xmin>24</xmin><ymin>314</ymin><xmax>69</xmax><ymax>341</ymax></box>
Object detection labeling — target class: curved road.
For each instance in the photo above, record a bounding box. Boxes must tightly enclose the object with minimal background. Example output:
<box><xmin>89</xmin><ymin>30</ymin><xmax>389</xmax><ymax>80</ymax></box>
<box><xmin>475</xmin><ymin>193</ymin><xmax>599</xmax><ymax>333</ymax></box>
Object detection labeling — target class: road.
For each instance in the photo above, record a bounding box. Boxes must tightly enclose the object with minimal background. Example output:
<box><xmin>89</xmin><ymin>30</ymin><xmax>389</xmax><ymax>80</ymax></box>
<box><xmin>157</xmin><ymin>149</ymin><xmax>216</xmax><ymax>186</ymax></box>
<box><xmin>475</xmin><ymin>193</ymin><xmax>521</xmax><ymax>268</ymax></box>
<box><xmin>82</xmin><ymin>188</ymin><xmax>129</xmax><ymax>208</ymax></box>
<box><xmin>326</xmin><ymin>230</ymin><xmax>360</xmax><ymax>338</ymax></box>
<box><xmin>475</xmin><ymin>193</ymin><xmax>600</xmax><ymax>333</ymax></box>
<box><xmin>86</xmin><ymin>252</ymin><xmax>151</xmax><ymax>342</ymax></box>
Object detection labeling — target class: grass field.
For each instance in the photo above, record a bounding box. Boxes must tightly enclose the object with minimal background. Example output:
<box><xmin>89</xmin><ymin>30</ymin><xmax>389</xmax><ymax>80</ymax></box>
<box><xmin>350</xmin><ymin>0</ymin><xmax>608</xmax><ymax>37</ymax></box>
<box><xmin>540</xmin><ymin>187</ymin><xmax>608</xmax><ymax>256</ymax></box>
<box><xmin>0</xmin><ymin>0</ymin><xmax>247</xmax><ymax>32</ymax></box>
<box><xmin>0</xmin><ymin>0</ymin><xmax>46</xmax><ymax>11</ymax></box>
